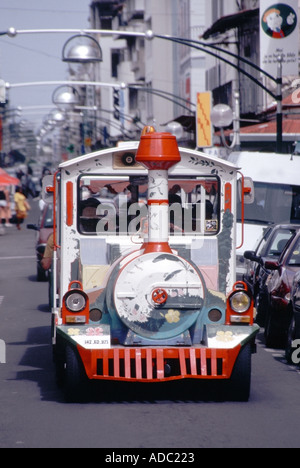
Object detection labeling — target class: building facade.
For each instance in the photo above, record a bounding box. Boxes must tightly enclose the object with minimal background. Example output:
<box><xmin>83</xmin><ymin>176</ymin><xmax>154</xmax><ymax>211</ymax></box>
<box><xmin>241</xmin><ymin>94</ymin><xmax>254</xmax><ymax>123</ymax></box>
<box><xmin>89</xmin><ymin>0</ymin><xmax>210</xmax><ymax>146</ymax></box>
<box><xmin>87</xmin><ymin>0</ymin><xmax>300</xmax><ymax>151</ymax></box>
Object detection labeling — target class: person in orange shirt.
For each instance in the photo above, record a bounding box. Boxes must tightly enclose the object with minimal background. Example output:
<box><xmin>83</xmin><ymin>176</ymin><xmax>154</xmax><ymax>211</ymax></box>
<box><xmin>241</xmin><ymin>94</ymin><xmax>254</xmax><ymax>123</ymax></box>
<box><xmin>14</xmin><ymin>187</ymin><xmax>30</xmax><ymax>230</ymax></box>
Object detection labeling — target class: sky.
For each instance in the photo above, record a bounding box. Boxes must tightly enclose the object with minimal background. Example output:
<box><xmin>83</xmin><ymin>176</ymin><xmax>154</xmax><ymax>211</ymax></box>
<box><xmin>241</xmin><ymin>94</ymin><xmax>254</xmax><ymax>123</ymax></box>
<box><xmin>0</xmin><ymin>0</ymin><xmax>92</xmax><ymax>127</ymax></box>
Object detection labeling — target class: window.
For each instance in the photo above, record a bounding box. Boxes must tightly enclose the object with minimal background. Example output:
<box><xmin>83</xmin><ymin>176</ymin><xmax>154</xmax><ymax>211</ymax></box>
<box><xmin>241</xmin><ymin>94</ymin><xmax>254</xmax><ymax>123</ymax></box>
<box><xmin>111</xmin><ymin>51</ymin><xmax>120</xmax><ymax>78</ymax></box>
<box><xmin>266</xmin><ymin>229</ymin><xmax>296</xmax><ymax>258</ymax></box>
<box><xmin>288</xmin><ymin>237</ymin><xmax>300</xmax><ymax>266</ymax></box>
<box><xmin>238</xmin><ymin>182</ymin><xmax>300</xmax><ymax>225</ymax></box>
<box><xmin>77</xmin><ymin>175</ymin><xmax>220</xmax><ymax>236</ymax></box>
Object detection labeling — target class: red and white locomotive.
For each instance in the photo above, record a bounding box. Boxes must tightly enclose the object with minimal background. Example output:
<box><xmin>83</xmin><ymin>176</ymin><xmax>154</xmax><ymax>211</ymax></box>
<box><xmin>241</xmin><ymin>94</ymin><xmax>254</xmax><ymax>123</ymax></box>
<box><xmin>44</xmin><ymin>126</ymin><xmax>259</xmax><ymax>401</ymax></box>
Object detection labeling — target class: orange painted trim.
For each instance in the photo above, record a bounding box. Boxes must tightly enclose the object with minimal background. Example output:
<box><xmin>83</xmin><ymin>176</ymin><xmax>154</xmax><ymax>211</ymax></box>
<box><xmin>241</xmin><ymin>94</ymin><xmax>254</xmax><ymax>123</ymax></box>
<box><xmin>142</xmin><ymin>242</ymin><xmax>173</xmax><ymax>254</ymax></box>
<box><xmin>66</xmin><ymin>181</ymin><xmax>73</xmax><ymax>227</ymax></box>
<box><xmin>148</xmin><ymin>199</ymin><xmax>168</xmax><ymax>205</ymax></box>
<box><xmin>236</xmin><ymin>171</ymin><xmax>246</xmax><ymax>250</ymax></box>
<box><xmin>77</xmin><ymin>345</ymin><xmax>241</xmax><ymax>382</ymax></box>
<box><xmin>224</xmin><ymin>182</ymin><xmax>232</xmax><ymax>213</ymax></box>
<box><xmin>52</xmin><ymin>170</ymin><xmax>60</xmax><ymax>250</ymax></box>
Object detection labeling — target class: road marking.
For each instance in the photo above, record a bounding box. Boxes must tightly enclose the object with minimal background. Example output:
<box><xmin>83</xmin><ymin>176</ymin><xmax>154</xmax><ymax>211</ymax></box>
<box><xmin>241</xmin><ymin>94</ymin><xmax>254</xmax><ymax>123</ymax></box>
<box><xmin>0</xmin><ymin>296</ymin><xmax>3</xmax><ymax>307</ymax></box>
<box><xmin>0</xmin><ymin>256</ymin><xmax>35</xmax><ymax>260</ymax></box>
<box><xmin>260</xmin><ymin>344</ymin><xmax>300</xmax><ymax>377</ymax></box>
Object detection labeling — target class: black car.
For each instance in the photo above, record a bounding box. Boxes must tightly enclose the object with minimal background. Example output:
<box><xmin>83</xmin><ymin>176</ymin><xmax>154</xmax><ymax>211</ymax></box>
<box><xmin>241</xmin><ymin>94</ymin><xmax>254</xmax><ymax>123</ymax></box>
<box><xmin>263</xmin><ymin>232</ymin><xmax>300</xmax><ymax>348</ymax></box>
<box><xmin>244</xmin><ymin>224</ymin><xmax>300</xmax><ymax>326</ymax></box>
<box><xmin>286</xmin><ymin>269</ymin><xmax>300</xmax><ymax>362</ymax></box>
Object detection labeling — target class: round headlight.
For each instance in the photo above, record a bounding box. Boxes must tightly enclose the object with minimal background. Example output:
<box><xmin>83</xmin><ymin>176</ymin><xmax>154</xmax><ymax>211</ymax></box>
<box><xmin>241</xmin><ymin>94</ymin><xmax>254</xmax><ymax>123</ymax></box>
<box><xmin>65</xmin><ymin>292</ymin><xmax>86</xmax><ymax>312</ymax></box>
<box><xmin>230</xmin><ymin>291</ymin><xmax>251</xmax><ymax>313</ymax></box>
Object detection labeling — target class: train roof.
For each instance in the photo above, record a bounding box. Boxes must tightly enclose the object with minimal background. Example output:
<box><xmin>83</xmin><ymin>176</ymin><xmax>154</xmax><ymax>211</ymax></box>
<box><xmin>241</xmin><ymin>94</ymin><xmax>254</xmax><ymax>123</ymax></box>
<box><xmin>59</xmin><ymin>143</ymin><xmax>239</xmax><ymax>175</ymax></box>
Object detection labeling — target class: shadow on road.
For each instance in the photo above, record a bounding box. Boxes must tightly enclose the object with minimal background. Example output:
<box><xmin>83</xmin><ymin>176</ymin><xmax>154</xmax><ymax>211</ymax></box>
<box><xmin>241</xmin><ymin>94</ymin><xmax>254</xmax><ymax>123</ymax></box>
<box><xmin>12</xmin><ymin>322</ymin><xmax>236</xmax><ymax>405</ymax></box>
<box><xmin>11</xmin><ymin>324</ymin><xmax>64</xmax><ymax>403</ymax></box>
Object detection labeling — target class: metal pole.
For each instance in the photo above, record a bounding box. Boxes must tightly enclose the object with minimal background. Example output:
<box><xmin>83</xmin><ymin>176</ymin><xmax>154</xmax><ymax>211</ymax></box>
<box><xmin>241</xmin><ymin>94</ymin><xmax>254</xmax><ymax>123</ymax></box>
<box><xmin>233</xmin><ymin>91</ymin><xmax>241</xmax><ymax>150</ymax></box>
<box><xmin>6</xmin><ymin>80</ymin><xmax>125</xmax><ymax>90</ymax></box>
<box><xmin>276</xmin><ymin>55</ymin><xmax>283</xmax><ymax>154</ymax></box>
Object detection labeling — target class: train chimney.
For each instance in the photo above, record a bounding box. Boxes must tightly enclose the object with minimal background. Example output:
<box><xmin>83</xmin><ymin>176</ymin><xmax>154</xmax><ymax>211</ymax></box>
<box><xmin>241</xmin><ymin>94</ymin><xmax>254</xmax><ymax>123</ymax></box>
<box><xmin>135</xmin><ymin>126</ymin><xmax>181</xmax><ymax>254</ymax></box>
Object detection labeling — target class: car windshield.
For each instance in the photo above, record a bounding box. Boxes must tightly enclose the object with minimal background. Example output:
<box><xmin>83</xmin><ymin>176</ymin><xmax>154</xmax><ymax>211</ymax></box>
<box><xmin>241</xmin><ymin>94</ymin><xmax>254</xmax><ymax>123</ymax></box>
<box><xmin>77</xmin><ymin>175</ymin><xmax>220</xmax><ymax>236</ymax></box>
<box><xmin>238</xmin><ymin>182</ymin><xmax>300</xmax><ymax>225</ymax></box>
<box><xmin>264</xmin><ymin>229</ymin><xmax>296</xmax><ymax>258</ymax></box>
<box><xmin>43</xmin><ymin>205</ymin><xmax>53</xmax><ymax>228</ymax></box>
<box><xmin>288</xmin><ymin>237</ymin><xmax>300</xmax><ymax>266</ymax></box>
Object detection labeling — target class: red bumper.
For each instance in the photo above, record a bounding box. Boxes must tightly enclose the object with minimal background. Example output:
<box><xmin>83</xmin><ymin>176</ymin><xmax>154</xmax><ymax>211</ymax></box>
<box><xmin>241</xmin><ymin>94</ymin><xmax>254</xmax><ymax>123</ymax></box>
<box><xmin>77</xmin><ymin>345</ymin><xmax>242</xmax><ymax>383</ymax></box>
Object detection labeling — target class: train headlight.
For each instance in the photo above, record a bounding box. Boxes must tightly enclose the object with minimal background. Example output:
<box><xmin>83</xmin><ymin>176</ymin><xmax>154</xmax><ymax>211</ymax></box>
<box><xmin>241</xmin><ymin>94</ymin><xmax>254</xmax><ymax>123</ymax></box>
<box><xmin>65</xmin><ymin>291</ymin><xmax>87</xmax><ymax>312</ymax></box>
<box><xmin>230</xmin><ymin>291</ymin><xmax>251</xmax><ymax>314</ymax></box>
<box><xmin>62</xmin><ymin>282</ymin><xmax>90</xmax><ymax>325</ymax></box>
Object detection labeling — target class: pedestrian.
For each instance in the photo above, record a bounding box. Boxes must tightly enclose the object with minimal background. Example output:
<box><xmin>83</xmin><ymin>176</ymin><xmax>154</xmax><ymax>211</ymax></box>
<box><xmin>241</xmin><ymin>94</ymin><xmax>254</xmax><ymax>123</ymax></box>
<box><xmin>0</xmin><ymin>186</ymin><xmax>12</xmax><ymax>227</ymax></box>
<box><xmin>0</xmin><ymin>186</ymin><xmax>7</xmax><ymax>226</ymax></box>
<box><xmin>14</xmin><ymin>186</ymin><xmax>30</xmax><ymax>230</ymax></box>
<box><xmin>41</xmin><ymin>232</ymin><xmax>54</xmax><ymax>309</ymax></box>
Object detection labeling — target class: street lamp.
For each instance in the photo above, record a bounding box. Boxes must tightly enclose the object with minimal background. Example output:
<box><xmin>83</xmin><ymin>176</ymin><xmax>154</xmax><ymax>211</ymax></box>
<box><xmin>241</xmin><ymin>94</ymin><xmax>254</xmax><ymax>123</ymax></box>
<box><xmin>47</xmin><ymin>109</ymin><xmax>66</xmax><ymax>126</ymax></box>
<box><xmin>62</xmin><ymin>34</ymin><xmax>103</xmax><ymax>64</ymax></box>
<box><xmin>165</xmin><ymin>121</ymin><xmax>184</xmax><ymax>140</ymax></box>
<box><xmin>62</xmin><ymin>34</ymin><xmax>103</xmax><ymax>152</ymax></box>
<box><xmin>211</xmin><ymin>104</ymin><xmax>234</xmax><ymax>129</ymax></box>
<box><xmin>210</xmin><ymin>92</ymin><xmax>241</xmax><ymax>150</ymax></box>
<box><xmin>1</xmin><ymin>27</ymin><xmax>284</xmax><ymax>151</ymax></box>
<box><xmin>3</xmin><ymin>80</ymin><xmax>126</xmax><ymax>160</ymax></box>
<box><xmin>153</xmin><ymin>33</ymin><xmax>283</xmax><ymax>153</ymax></box>
<box><xmin>52</xmin><ymin>85</ymin><xmax>81</xmax><ymax>112</ymax></box>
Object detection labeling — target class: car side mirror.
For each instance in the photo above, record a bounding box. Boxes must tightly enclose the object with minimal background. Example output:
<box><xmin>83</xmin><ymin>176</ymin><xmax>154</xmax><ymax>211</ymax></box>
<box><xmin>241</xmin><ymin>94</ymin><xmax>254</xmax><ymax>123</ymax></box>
<box><xmin>244</xmin><ymin>250</ymin><xmax>261</xmax><ymax>263</ymax></box>
<box><xmin>27</xmin><ymin>223</ymin><xmax>39</xmax><ymax>231</ymax></box>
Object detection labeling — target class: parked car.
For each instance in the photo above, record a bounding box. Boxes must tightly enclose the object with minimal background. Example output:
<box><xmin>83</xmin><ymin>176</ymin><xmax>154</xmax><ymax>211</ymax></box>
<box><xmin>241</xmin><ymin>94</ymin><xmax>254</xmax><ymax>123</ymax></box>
<box><xmin>27</xmin><ymin>204</ymin><xmax>53</xmax><ymax>281</ymax></box>
<box><xmin>285</xmin><ymin>269</ymin><xmax>300</xmax><ymax>362</ymax></box>
<box><xmin>264</xmin><ymin>230</ymin><xmax>300</xmax><ymax>348</ymax></box>
<box><xmin>244</xmin><ymin>224</ymin><xmax>300</xmax><ymax>326</ymax></box>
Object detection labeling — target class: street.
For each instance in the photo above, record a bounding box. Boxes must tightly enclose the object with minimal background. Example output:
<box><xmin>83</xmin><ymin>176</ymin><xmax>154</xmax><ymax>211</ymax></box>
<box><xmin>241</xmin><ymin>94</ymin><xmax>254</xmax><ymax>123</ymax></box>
<box><xmin>0</xmin><ymin>202</ymin><xmax>300</xmax><ymax>449</ymax></box>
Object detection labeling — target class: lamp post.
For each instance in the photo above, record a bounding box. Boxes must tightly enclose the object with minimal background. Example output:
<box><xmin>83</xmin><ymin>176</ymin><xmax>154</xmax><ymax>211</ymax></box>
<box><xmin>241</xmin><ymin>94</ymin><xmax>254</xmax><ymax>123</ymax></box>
<box><xmin>128</xmin><ymin>84</ymin><xmax>196</xmax><ymax>114</ymax></box>
<box><xmin>62</xmin><ymin>34</ymin><xmax>103</xmax><ymax>151</ymax></box>
<box><xmin>211</xmin><ymin>92</ymin><xmax>241</xmax><ymax>150</ymax></box>
<box><xmin>153</xmin><ymin>33</ymin><xmax>283</xmax><ymax>153</ymax></box>
<box><xmin>1</xmin><ymin>26</ymin><xmax>283</xmax><ymax>152</ymax></box>
<box><xmin>3</xmin><ymin>80</ymin><xmax>126</xmax><ymax>159</ymax></box>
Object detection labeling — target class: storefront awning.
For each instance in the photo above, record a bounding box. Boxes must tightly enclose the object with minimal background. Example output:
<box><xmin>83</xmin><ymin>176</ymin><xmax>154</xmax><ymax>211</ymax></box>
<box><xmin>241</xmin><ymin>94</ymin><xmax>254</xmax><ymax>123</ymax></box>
<box><xmin>202</xmin><ymin>8</ymin><xmax>259</xmax><ymax>40</ymax></box>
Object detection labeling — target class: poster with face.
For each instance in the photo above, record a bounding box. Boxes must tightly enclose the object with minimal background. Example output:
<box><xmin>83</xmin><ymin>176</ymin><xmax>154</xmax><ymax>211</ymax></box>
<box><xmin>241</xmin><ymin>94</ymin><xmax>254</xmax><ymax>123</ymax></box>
<box><xmin>260</xmin><ymin>1</ymin><xmax>299</xmax><ymax>76</ymax></box>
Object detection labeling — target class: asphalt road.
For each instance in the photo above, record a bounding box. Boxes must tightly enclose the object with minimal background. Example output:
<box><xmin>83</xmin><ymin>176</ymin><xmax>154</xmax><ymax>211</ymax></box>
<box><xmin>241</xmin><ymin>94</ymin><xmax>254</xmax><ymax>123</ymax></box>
<box><xmin>0</xmin><ymin>201</ymin><xmax>300</xmax><ymax>449</ymax></box>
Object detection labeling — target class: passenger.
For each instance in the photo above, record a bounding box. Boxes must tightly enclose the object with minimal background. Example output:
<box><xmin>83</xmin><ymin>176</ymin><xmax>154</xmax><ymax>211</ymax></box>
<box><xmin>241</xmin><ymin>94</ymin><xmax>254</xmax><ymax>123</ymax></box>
<box><xmin>205</xmin><ymin>200</ymin><xmax>214</xmax><ymax>219</ymax></box>
<box><xmin>169</xmin><ymin>192</ymin><xmax>183</xmax><ymax>232</ymax></box>
<box><xmin>192</xmin><ymin>199</ymin><xmax>214</xmax><ymax>220</ymax></box>
<box><xmin>79</xmin><ymin>198</ymin><xmax>101</xmax><ymax>233</ymax></box>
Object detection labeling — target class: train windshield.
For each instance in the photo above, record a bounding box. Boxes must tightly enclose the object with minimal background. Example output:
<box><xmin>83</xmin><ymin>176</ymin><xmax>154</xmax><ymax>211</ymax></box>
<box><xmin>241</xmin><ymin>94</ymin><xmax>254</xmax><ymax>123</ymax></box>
<box><xmin>77</xmin><ymin>175</ymin><xmax>220</xmax><ymax>236</ymax></box>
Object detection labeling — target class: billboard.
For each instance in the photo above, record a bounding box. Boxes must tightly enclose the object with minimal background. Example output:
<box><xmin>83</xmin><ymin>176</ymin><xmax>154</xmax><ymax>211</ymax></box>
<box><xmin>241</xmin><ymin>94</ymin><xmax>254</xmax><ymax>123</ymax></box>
<box><xmin>260</xmin><ymin>0</ymin><xmax>299</xmax><ymax>76</ymax></box>
<box><xmin>196</xmin><ymin>92</ymin><xmax>213</xmax><ymax>148</ymax></box>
